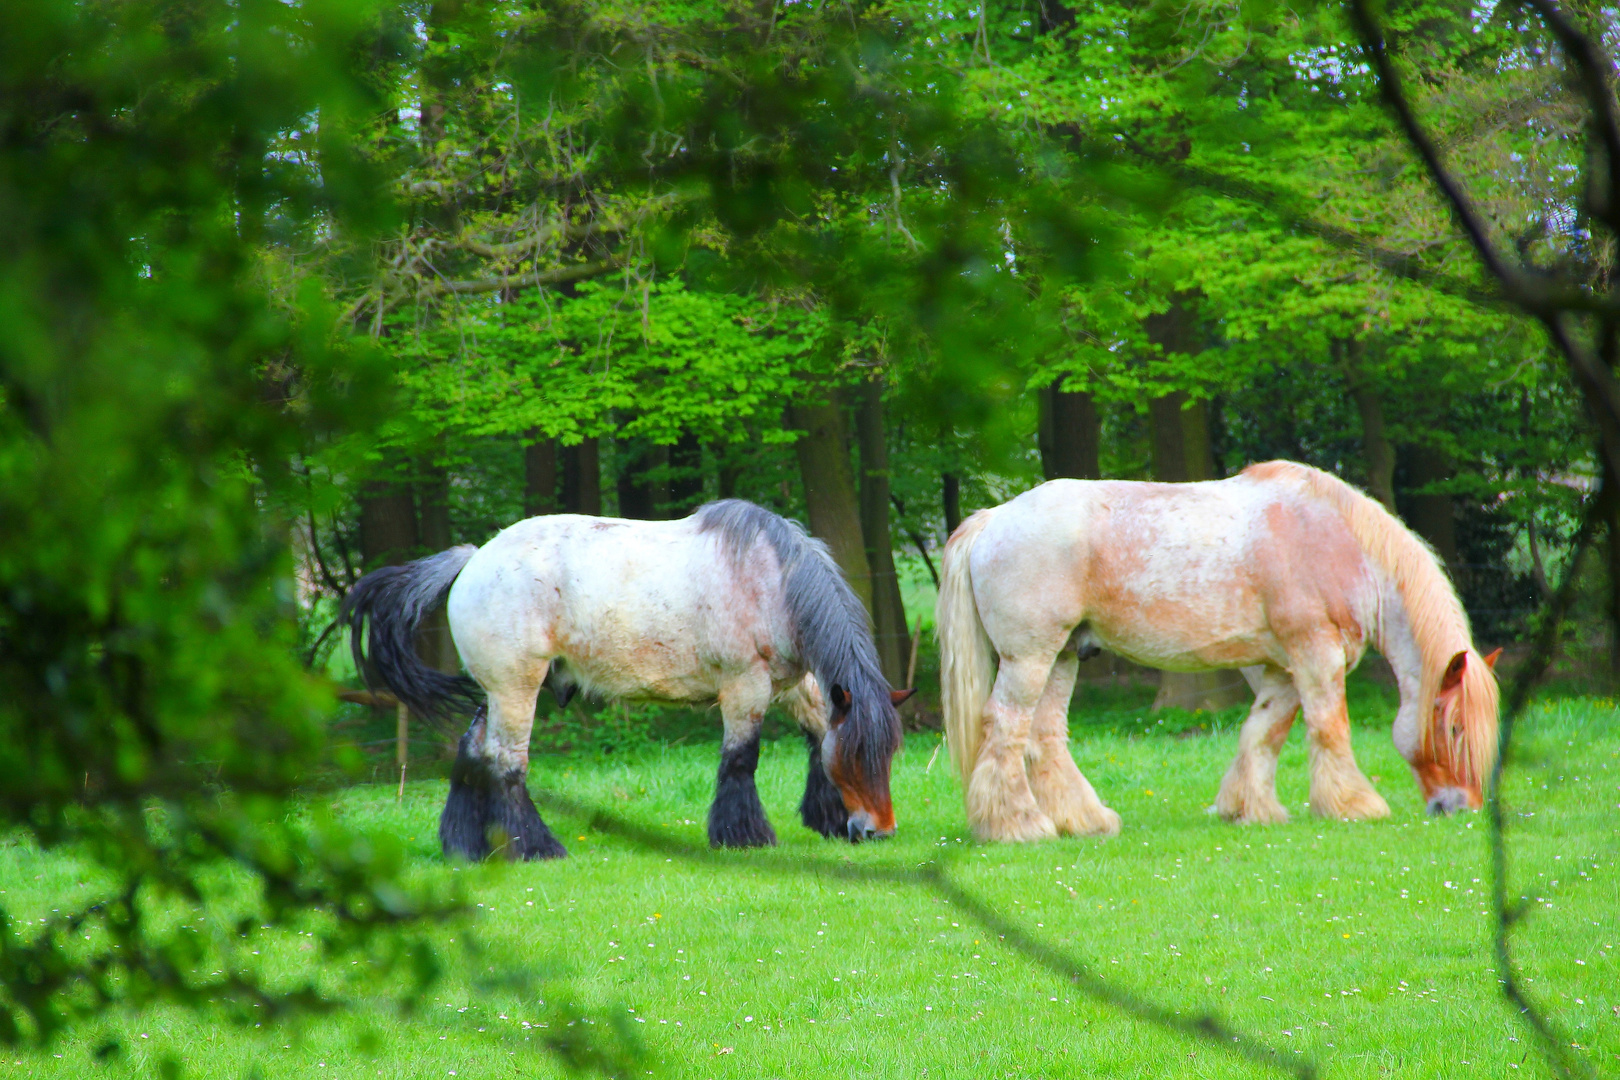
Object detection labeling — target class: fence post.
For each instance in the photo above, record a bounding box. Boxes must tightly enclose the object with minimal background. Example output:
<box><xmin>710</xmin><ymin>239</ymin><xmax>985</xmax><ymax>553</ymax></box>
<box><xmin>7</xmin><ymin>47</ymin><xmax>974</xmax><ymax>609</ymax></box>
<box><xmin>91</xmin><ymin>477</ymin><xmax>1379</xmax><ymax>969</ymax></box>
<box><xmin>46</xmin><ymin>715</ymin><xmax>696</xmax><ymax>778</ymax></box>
<box><xmin>396</xmin><ymin>700</ymin><xmax>409</xmax><ymax>803</ymax></box>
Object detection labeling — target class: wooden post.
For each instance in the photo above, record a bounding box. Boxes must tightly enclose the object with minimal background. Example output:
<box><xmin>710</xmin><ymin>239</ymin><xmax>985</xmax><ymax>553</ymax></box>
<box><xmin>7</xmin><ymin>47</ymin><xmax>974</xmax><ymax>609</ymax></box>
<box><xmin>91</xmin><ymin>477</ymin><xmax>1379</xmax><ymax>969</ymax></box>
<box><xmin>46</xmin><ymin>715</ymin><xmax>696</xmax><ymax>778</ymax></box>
<box><xmin>396</xmin><ymin>700</ymin><xmax>409</xmax><ymax>802</ymax></box>
<box><xmin>905</xmin><ymin>616</ymin><xmax>923</xmax><ymax>692</ymax></box>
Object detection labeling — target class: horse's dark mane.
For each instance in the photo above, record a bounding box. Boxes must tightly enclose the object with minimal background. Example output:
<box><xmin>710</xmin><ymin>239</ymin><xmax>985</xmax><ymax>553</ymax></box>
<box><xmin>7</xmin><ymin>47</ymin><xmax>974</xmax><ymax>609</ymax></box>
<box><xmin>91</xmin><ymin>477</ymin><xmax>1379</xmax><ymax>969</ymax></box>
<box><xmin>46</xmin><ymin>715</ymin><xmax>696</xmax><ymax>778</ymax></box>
<box><xmin>695</xmin><ymin>500</ymin><xmax>902</xmax><ymax>776</ymax></box>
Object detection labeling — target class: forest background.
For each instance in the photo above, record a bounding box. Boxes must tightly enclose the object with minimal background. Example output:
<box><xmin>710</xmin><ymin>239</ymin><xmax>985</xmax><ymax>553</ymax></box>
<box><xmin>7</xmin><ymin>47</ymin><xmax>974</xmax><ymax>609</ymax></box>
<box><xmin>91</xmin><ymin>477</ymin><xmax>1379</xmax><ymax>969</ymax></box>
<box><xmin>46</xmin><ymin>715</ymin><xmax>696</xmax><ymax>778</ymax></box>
<box><xmin>299</xmin><ymin>0</ymin><xmax>1604</xmax><ymax>726</ymax></box>
<box><xmin>3</xmin><ymin>0</ymin><xmax>1617</xmax><ymax>1065</ymax></box>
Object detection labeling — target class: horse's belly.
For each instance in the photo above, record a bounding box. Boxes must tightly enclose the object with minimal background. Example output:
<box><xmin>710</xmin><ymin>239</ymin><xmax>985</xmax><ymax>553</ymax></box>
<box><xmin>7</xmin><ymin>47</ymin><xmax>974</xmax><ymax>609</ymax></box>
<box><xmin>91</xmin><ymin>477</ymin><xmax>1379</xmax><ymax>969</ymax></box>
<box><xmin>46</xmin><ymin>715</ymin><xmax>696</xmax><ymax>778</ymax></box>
<box><xmin>1088</xmin><ymin>600</ymin><xmax>1275</xmax><ymax>673</ymax></box>
<box><xmin>1099</xmin><ymin>631</ymin><xmax>1272</xmax><ymax>673</ymax></box>
<box><xmin>561</xmin><ymin>635</ymin><xmax>720</xmax><ymax>704</ymax></box>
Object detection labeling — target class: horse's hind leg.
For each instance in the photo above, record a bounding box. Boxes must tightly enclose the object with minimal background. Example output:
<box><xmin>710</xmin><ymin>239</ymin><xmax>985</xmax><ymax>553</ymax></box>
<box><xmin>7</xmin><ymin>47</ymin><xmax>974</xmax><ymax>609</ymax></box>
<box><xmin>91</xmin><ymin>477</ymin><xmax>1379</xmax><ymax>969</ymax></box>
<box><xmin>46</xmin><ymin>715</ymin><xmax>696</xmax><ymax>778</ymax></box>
<box><xmin>1296</xmin><ymin>647</ymin><xmax>1389</xmax><ymax>821</ymax></box>
<box><xmin>1028</xmin><ymin>653</ymin><xmax>1120</xmax><ymax>837</ymax></box>
<box><xmin>1213</xmin><ymin>665</ymin><xmax>1298</xmax><ymax>824</ymax></box>
<box><xmin>969</xmin><ymin>655</ymin><xmax>1059</xmax><ymax>843</ymax></box>
<box><xmin>441</xmin><ymin>665</ymin><xmax>566</xmax><ymax>861</ymax></box>
<box><xmin>709</xmin><ymin>669</ymin><xmax>778</xmax><ymax>849</ymax></box>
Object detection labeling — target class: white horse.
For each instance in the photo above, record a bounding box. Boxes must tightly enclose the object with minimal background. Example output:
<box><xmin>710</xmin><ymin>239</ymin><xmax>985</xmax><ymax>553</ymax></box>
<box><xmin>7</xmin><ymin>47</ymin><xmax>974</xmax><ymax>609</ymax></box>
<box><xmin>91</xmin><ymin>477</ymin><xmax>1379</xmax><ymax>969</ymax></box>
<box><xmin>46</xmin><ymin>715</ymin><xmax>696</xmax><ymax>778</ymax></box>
<box><xmin>344</xmin><ymin>500</ymin><xmax>906</xmax><ymax>859</ymax></box>
<box><xmin>937</xmin><ymin>460</ymin><xmax>1500</xmax><ymax>843</ymax></box>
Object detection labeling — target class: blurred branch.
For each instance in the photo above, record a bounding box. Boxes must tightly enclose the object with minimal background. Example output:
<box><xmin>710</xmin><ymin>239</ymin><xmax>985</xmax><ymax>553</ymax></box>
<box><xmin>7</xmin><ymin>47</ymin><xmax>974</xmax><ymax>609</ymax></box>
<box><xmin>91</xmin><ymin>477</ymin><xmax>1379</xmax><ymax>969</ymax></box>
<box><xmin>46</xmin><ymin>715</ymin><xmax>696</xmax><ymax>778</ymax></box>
<box><xmin>419</xmin><ymin>260</ymin><xmax>621</xmax><ymax>297</ymax></box>
<box><xmin>1346</xmin><ymin>1</ymin><xmax>1620</xmax><ymax>1075</ymax></box>
<box><xmin>1485</xmin><ymin>494</ymin><xmax>1602</xmax><ymax>1080</ymax></box>
<box><xmin>1346</xmin><ymin>0</ymin><xmax>1620</xmax><ymax>482</ymax></box>
<box><xmin>1518</xmin><ymin>0</ymin><xmax>1620</xmax><ymax>233</ymax></box>
<box><xmin>1109</xmin><ymin>139</ymin><xmax>1620</xmax><ymax>319</ymax></box>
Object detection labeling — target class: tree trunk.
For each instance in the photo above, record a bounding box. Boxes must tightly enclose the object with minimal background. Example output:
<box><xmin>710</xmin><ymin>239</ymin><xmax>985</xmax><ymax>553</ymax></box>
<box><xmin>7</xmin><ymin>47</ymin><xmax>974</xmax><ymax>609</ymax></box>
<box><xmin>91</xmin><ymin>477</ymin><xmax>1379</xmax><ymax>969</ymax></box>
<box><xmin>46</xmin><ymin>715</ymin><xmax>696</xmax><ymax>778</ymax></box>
<box><xmin>715</xmin><ymin>440</ymin><xmax>741</xmax><ymax>500</ymax></box>
<box><xmin>856</xmin><ymin>378</ymin><xmax>909</xmax><ymax>687</ymax></box>
<box><xmin>356</xmin><ymin>459</ymin><xmax>424</xmax><ymax>750</ymax></box>
<box><xmin>1038</xmin><ymin>379</ymin><xmax>1101</xmax><ymax>480</ymax></box>
<box><xmin>414</xmin><ymin>455</ymin><xmax>460</xmax><ymax>677</ymax></box>
<box><xmin>789</xmin><ymin>392</ymin><xmax>873</xmax><ymax>613</ymax></box>
<box><xmin>1146</xmin><ymin>298</ymin><xmax>1245</xmax><ymax>713</ymax></box>
<box><xmin>669</xmin><ymin>432</ymin><xmax>704</xmax><ymax>517</ymax></box>
<box><xmin>1605</xmin><ymin>459</ymin><xmax>1620</xmax><ymax>684</ymax></box>
<box><xmin>524</xmin><ymin>432</ymin><xmax>558</xmax><ymax>517</ymax></box>
<box><xmin>1401</xmin><ymin>444</ymin><xmax>1457</xmax><ymax>568</ymax></box>
<box><xmin>358</xmin><ymin>462</ymin><xmax>417</xmax><ymax>570</ymax></box>
<box><xmin>943</xmin><ymin>472</ymin><xmax>962</xmax><ymax>537</ymax></box>
<box><xmin>562</xmin><ymin>438</ymin><xmax>601</xmax><ymax>516</ymax></box>
<box><xmin>418</xmin><ymin>0</ymin><xmax>462</xmax><ymax>235</ymax></box>
<box><xmin>615</xmin><ymin>436</ymin><xmax>667</xmax><ymax>520</ymax></box>
<box><xmin>1148</xmin><ymin>392</ymin><xmax>1215</xmax><ymax>483</ymax></box>
<box><xmin>1342</xmin><ymin>340</ymin><xmax>1397</xmax><ymax>512</ymax></box>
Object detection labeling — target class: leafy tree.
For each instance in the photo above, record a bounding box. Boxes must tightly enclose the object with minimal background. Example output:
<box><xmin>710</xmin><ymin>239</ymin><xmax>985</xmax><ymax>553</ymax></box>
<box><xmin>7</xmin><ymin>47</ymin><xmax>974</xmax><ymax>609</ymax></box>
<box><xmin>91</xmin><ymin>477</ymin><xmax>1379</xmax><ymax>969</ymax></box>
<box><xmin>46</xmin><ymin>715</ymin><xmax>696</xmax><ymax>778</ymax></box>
<box><xmin>0</xmin><ymin>0</ymin><xmax>473</xmax><ymax>1050</ymax></box>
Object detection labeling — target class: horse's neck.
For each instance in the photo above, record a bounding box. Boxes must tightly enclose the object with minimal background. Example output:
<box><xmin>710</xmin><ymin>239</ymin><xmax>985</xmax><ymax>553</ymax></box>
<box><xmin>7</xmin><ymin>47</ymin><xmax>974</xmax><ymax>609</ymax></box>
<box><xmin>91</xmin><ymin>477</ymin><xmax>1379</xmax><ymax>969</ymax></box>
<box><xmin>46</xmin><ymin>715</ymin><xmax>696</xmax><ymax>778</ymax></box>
<box><xmin>1374</xmin><ymin>587</ymin><xmax>1425</xmax><ymax>694</ymax></box>
<box><xmin>1373</xmin><ymin>580</ymin><xmax>1429</xmax><ymax>759</ymax></box>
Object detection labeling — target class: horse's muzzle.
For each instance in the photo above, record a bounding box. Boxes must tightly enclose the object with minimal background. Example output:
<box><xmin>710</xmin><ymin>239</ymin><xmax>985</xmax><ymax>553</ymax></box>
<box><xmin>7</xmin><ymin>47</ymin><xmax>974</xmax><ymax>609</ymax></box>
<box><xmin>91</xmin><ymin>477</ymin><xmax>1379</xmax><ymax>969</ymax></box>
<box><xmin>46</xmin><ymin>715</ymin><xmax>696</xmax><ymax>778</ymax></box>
<box><xmin>1426</xmin><ymin>787</ymin><xmax>1471</xmax><ymax>816</ymax></box>
<box><xmin>846</xmin><ymin>811</ymin><xmax>894</xmax><ymax>843</ymax></box>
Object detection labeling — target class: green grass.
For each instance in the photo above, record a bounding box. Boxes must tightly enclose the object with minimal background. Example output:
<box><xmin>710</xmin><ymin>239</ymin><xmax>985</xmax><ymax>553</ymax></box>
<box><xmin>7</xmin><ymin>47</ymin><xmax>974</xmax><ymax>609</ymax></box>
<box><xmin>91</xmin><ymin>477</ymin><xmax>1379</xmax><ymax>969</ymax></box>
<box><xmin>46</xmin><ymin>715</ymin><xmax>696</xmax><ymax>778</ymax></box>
<box><xmin>4</xmin><ymin>693</ymin><xmax>1618</xmax><ymax>1079</ymax></box>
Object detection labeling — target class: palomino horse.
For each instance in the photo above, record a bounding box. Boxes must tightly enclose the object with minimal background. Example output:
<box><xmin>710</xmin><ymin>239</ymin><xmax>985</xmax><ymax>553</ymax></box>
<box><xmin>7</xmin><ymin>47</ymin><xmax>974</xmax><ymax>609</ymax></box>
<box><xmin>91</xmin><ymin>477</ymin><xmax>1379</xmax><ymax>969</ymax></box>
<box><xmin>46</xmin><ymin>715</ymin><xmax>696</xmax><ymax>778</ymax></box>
<box><xmin>344</xmin><ymin>500</ymin><xmax>905</xmax><ymax>859</ymax></box>
<box><xmin>937</xmin><ymin>460</ymin><xmax>1500</xmax><ymax>842</ymax></box>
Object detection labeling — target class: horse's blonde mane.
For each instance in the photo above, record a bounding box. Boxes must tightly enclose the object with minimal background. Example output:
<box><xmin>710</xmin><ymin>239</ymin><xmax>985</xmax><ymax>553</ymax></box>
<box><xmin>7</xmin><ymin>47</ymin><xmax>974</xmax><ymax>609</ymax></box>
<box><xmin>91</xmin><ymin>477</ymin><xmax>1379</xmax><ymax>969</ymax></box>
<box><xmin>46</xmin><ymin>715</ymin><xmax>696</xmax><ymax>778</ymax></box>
<box><xmin>1243</xmin><ymin>461</ymin><xmax>1499</xmax><ymax>789</ymax></box>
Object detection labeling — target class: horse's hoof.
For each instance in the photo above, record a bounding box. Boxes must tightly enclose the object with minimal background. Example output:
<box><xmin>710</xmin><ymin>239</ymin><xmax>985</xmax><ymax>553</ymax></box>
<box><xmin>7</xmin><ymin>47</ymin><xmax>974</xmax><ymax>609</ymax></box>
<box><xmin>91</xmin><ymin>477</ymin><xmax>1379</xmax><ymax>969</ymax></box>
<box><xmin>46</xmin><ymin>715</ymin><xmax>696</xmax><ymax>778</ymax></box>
<box><xmin>1311</xmin><ymin>788</ymin><xmax>1390</xmax><ymax>821</ymax></box>
<box><xmin>1213</xmin><ymin>798</ymin><xmax>1290</xmax><ymax>825</ymax></box>
<box><xmin>1081</xmin><ymin>805</ymin><xmax>1122</xmax><ymax>838</ymax></box>
<box><xmin>510</xmin><ymin>834</ymin><xmax>568</xmax><ymax>860</ymax></box>
<box><xmin>709</xmin><ymin>824</ymin><xmax>778</xmax><ymax>849</ymax></box>
<box><xmin>970</xmin><ymin>808</ymin><xmax>1058</xmax><ymax>844</ymax></box>
<box><xmin>1426</xmin><ymin>787</ymin><xmax>1470</xmax><ymax>816</ymax></box>
<box><xmin>1049</xmin><ymin>801</ymin><xmax>1122</xmax><ymax>837</ymax></box>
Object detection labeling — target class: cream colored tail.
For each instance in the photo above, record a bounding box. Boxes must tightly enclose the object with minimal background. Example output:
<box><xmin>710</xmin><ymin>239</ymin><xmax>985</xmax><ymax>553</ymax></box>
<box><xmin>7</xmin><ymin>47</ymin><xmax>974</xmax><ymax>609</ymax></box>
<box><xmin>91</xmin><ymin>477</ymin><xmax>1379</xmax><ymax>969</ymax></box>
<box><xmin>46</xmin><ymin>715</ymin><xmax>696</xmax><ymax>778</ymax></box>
<box><xmin>937</xmin><ymin>509</ymin><xmax>998</xmax><ymax>791</ymax></box>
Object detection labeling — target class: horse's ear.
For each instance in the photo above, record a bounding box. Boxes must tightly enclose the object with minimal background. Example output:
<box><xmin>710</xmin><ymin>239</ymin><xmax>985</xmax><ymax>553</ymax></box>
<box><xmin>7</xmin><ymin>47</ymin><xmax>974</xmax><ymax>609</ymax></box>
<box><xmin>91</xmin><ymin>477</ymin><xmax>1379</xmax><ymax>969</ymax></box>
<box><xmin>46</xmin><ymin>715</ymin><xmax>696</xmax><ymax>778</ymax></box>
<box><xmin>1440</xmin><ymin>651</ymin><xmax>1468</xmax><ymax>693</ymax></box>
<box><xmin>1482</xmin><ymin>647</ymin><xmax>1503</xmax><ymax>670</ymax></box>
<box><xmin>890</xmin><ymin>689</ymin><xmax>917</xmax><ymax>707</ymax></box>
<box><xmin>829</xmin><ymin>683</ymin><xmax>852</xmax><ymax>725</ymax></box>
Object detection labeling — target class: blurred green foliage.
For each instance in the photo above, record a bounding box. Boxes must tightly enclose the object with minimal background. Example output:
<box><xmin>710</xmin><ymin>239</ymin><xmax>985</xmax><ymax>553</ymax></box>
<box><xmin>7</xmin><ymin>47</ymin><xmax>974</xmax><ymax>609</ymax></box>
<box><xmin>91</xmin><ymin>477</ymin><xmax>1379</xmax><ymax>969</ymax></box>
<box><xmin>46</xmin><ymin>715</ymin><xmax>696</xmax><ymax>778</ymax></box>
<box><xmin>0</xmin><ymin>0</ymin><xmax>473</xmax><ymax>1051</ymax></box>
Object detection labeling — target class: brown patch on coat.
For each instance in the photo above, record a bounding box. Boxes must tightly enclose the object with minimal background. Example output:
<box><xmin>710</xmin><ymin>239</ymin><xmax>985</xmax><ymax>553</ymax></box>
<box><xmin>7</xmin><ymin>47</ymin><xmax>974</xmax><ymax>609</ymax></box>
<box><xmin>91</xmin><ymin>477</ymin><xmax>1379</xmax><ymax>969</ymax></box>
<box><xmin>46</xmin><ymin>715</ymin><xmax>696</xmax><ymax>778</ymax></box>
<box><xmin>824</xmin><ymin>749</ymin><xmax>895</xmax><ymax>830</ymax></box>
<box><xmin>1253</xmin><ymin>500</ymin><xmax>1371</xmax><ymax>659</ymax></box>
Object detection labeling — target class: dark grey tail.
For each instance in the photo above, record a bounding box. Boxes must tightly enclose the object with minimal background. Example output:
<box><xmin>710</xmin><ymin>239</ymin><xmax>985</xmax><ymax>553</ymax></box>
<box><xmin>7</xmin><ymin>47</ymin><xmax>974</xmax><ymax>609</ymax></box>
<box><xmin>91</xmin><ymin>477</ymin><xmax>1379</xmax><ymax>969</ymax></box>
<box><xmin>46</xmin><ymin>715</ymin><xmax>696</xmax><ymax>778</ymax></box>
<box><xmin>695</xmin><ymin>500</ymin><xmax>902</xmax><ymax>775</ymax></box>
<box><xmin>342</xmin><ymin>546</ymin><xmax>483</xmax><ymax>723</ymax></box>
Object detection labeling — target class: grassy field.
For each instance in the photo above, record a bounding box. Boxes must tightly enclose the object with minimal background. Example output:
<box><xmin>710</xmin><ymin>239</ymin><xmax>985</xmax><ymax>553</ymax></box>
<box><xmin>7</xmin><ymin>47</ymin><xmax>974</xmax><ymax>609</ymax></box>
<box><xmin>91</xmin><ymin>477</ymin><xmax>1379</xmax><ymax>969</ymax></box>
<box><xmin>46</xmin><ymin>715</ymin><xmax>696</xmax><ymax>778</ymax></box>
<box><xmin>3</xmin><ymin>685</ymin><xmax>1617</xmax><ymax>1079</ymax></box>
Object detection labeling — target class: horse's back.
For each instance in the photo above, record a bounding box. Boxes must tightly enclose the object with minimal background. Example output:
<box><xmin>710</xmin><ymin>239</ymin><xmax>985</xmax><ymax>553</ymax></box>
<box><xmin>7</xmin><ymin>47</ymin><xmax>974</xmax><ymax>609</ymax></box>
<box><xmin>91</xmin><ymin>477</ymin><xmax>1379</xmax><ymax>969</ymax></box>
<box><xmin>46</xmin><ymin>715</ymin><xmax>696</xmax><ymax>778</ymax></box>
<box><xmin>446</xmin><ymin>513</ymin><xmax>792</xmax><ymax>700</ymax></box>
<box><xmin>971</xmin><ymin>474</ymin><xmax>1379</xmax><ymax>671</ymax></box>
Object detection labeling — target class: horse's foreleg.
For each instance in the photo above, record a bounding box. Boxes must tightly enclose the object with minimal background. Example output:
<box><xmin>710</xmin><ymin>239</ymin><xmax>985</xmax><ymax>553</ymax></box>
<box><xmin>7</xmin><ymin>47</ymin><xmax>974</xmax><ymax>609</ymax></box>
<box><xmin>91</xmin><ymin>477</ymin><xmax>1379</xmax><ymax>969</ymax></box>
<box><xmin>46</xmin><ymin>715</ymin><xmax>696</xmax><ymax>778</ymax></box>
<box><xmin>780</xmin><ymin>676</ymin><xmax>847</xmax><ymax>839</ymax></box>
<box><xmin>969</xmin><ymin>656</ymin><xmax>1058</xmax><ymax>843</ymax></box>
<box><xmin>709</xmin><ymin>673</ymin><xmax>777</xmax><ymax>849</ymax></box>
<box><xmin>1027</xmin><ymin>653</ymin><xmax>1120</xmax><ymax>837</ymax></box>
<box><xmin>1296</xmin><ymin>649</ymin><xmax>1389</xmax><ymax>822</ymax></box>
<box><xmin>1213</xmin><ymin>666</ymin><xmax>1298</xmax><ymax>824</ymax></box>
<box><xmin>440</xmin><ymin>667</ymin><xmax>565</xmax><ymax>861</ymax></box>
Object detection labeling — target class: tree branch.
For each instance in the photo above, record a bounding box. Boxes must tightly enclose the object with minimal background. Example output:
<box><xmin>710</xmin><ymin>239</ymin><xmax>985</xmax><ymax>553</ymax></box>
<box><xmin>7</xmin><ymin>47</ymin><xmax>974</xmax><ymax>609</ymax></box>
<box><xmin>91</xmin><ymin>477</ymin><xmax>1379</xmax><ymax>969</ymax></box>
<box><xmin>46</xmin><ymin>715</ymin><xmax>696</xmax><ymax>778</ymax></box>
<box><xmin>417</xmin><ymin>258</ymin><xmax>622</xmax><ymax>297</ymax></box>
<box><xmin>1346</xmin><ymin>0</ymin><xmax>1620</xmax><ymax>482</ymax></box>
<box><xmin>1519</xmin><ymin>0</ymin><xmax>1620</xmax><ymax>232</ymax></box>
